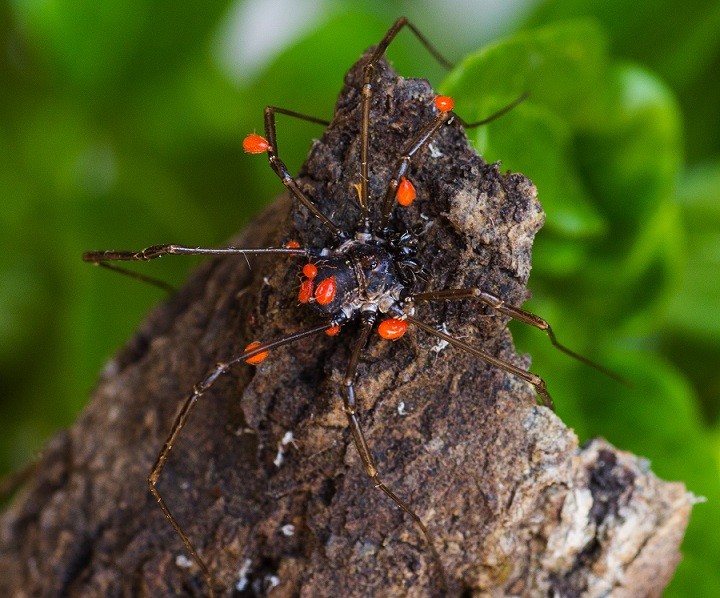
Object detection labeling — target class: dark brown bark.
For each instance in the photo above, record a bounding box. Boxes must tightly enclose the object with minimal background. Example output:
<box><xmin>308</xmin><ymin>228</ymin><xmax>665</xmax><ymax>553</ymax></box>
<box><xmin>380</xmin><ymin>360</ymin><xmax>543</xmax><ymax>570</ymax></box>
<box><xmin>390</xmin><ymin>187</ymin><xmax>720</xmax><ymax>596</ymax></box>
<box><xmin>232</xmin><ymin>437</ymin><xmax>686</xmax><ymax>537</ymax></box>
<box><xmin>0</xmin><ymin>53</ymin><xmax>692</xmax><ymax>598</ymax></box>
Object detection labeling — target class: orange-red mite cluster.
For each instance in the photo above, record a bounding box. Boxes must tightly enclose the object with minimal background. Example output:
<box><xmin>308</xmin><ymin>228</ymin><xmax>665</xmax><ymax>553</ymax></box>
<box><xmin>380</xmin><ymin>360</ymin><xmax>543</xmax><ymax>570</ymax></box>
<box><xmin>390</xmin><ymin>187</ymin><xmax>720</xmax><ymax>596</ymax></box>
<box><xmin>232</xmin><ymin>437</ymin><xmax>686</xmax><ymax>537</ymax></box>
<box><xmin>244</xmin><ymin>341</ymin><xmax>268</xmax><ymax>364</ymax></box>
<box><xmin>297</xmin><ymin>263</ymin><xmax>336</xmax><ymax>306</ymax></box>
<box><xmin>434</xmin><ymin>95</ymin><xmax>454</xmax><ymax>112</ymax></box>
<box><xmin>378</xmin><ymin>318</ymin><xmax>408</xmax><ymax>340</ymax></box>
<box><xmin>297</xmin><ymin>261</ymin><xmax>320</xmax><ymax>304</ymax></box>
<box><xmin>397</xmin><ymin>177</ymin><xmax>416</xmax><ymax>206</ymax></box>
<box><xmin>243</xmin><ymin>133</ymin><xmax>269</xmax><ymax>154</ymax></box>
<box><xmin>285</xmin><ymin>240</ymin><xmax>301</xmax><ymax>249</ymax></box>
<box><xmin>325</xmin><ymin>325</ymin><xmax>340</xmax><ymax>336</ymax></box>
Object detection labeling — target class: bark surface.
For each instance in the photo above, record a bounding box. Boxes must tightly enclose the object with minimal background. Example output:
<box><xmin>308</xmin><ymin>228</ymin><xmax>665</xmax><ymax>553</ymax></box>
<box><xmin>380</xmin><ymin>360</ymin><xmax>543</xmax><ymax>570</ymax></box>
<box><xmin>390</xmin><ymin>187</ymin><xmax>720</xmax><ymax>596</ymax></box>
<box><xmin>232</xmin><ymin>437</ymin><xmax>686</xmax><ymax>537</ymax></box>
<box><xmin>0</xmin><ymin>52</ymin><xmax>692</xmax><ymax>598</ymax></box>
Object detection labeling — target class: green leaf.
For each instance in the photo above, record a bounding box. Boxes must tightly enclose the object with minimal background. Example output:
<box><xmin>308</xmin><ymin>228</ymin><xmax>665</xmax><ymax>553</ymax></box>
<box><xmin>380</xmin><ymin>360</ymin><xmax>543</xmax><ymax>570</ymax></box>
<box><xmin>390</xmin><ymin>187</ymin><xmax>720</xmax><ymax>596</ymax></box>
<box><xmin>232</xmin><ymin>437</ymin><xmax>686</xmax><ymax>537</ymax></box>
<box><xmin>482</xmin><ymin>102</ymin><xmax>606</xmax><ymax>239</ymax></box>
<box><xmin>577</xmin><ymin>64</ymin><xmax>682</xmax><ymax>241</ymax></box>
<box><xmin>443</xmin><ymin>19</ymin><xmax>610</xmax><ymax>128</ymax></box>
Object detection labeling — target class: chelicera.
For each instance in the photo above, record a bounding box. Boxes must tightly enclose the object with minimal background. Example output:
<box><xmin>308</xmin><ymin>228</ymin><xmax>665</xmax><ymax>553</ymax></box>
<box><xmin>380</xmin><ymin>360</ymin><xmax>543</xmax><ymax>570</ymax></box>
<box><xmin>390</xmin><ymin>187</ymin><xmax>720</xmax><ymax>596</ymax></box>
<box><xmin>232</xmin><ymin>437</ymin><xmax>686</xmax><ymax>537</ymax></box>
<box><xmin>84</xmin><ymin>17</ymin><xmax>622</xmax><ymax>597</ymax></box>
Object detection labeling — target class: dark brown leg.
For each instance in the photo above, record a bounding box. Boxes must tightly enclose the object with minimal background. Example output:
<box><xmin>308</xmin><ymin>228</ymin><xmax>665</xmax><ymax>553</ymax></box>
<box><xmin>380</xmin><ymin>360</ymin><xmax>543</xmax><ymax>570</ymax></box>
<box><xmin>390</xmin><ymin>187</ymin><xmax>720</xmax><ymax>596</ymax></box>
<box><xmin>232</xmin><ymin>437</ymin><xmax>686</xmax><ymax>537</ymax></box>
<box><xmin>147</xmin><ymin>322</ymin><xmax>335</xmax><ymax>597</ymax></box>
<box><xmin>376</xmin><ymin>91</ymin><xmax>530</xmax><ymax>231</ymax></box>
<box><xmin>83</xmin><ymin>245</ymin><xmax>309</xmax><ymax>263</ymax></box>
<box><xmin>262</xmin><ymin>106</ymin><xmax>345</xmax><ymax>240</ymax></box>
<box><xmin>358</xmin><ymin>17</ymin><xmax>453</xmax><ymax>233</ymax></box>
<box><xmin>402</xmin><ymin>312</ymin><xmax>554</xmax><ymax>409</ymax></box>
<box><xmin>341</xmin><ymin>313</ymin><xmax>447</xmax><ymax>592</ymax></box>
<box><xmin>360</xmin><ymin>19</ymin><xmax>528</xmax><ymax>234</ymax></box>
<box><xmin>82</xmin><ymin>245</ymin><xmax>310</xmax><ymax>292</ymax></box>
<box><xmin>378</xmin><ymin>109</ymin><xmax>454</xmax><ymax>231</ymax></box>
<box><xmin>412</xmin><ymin>287</ymin><xmax>630</xmax><ymax>385</ymax></box>
<box><xmin>454</xmin><ymin>92</ymin><xmax>529</xmax><ymax>129</ymax></box>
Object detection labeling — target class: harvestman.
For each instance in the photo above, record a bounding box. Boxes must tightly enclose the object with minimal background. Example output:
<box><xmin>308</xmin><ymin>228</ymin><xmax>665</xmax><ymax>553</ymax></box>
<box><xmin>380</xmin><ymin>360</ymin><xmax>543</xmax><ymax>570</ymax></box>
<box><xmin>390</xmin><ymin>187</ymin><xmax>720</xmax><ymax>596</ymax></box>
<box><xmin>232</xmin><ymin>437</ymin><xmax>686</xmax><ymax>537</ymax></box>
<box><xmin>84</xmin><ymin>17</ymin><xmax>622</xmax><ymax>597</ymax></box>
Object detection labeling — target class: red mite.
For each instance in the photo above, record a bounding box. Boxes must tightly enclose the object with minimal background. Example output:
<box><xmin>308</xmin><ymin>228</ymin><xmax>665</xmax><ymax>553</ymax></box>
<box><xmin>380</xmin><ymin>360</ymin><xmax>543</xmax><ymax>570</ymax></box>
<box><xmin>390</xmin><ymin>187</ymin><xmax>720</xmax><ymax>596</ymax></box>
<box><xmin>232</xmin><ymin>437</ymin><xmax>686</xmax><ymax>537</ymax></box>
<box><xmin>244</xmin><ymin>341</ymin><xmax>268</xmax><ymax>364</ymax></box>
<box><xmin>397</xmin><ymin>177</ymin><xmax>416</xmax><ymax>206</ymax></box>
<box><xmin>242</xmin><ymin>133</ymin><xmax>269</xmax><ymax>154</ymax></box>
<box><xmin>302</xmin><ymin>263</ymin><xmax>318</xmax><ymax>279</ymax></box>
<box><xmin>378</xmin><ymin>318</ymin><xmax>409</xmax><ymax>340</ymax></box>
<box><xmin>314</xmin><ymin>276</ymin><xmax>337</xmax><ymax>306</ymax></box>
<box><xmin>298</xmin><ymin>279</ymin><xmax>314</xmax><ymax>304</ymax></box>
<box><xmin>434</xmin><ymin>95</ymin><xmax>454</xmax><ymax>112</ymax></box>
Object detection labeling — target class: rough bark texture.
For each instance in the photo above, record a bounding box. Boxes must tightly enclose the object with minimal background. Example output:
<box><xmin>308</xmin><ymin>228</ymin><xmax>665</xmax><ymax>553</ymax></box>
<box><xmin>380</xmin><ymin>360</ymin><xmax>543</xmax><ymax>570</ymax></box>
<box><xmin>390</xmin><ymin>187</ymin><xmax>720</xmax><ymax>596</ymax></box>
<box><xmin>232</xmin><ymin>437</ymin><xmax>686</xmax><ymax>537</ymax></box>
<box><xmin>0</xmin><ymin>52</ymin><xmax>692</xmax><ymax>597</ymax></box>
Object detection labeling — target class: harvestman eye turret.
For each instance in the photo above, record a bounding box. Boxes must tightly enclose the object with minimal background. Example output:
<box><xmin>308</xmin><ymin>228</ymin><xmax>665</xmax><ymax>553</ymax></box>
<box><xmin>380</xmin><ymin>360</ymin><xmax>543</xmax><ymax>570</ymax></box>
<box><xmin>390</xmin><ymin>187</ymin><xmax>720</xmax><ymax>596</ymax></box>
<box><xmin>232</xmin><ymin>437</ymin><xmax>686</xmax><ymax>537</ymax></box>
<box><xmin>84</xmin><ymin>17</ymin><xmax>626</xmax><ymax>597</ymax></box>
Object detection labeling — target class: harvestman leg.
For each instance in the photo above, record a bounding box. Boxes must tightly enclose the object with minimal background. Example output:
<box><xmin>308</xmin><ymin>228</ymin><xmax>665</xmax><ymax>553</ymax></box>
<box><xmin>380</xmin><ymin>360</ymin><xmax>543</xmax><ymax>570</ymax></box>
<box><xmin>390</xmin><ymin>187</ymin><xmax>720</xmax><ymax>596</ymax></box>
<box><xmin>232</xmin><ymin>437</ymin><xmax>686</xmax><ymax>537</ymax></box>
<box><xmin>85</xmin><ymin>245</ymin><xmax>341</xmax><ymax>597</ymax></box>
<box><xmin>83</xmin><ymin>245</ymin><xmax>310</xmax><ymax>263</ymax></box>
<box><xmin>399</xmin><ymin>312</ymin><xmax>555</xmax><ymax>410</ymax></box>
<box><xmin>360</xmin><ymin>17</ymin><xmax>529</xmax><ymax>232</ymax></box>
<box><xmin>412</xmin><ymin>288</ymin><xmax>630</xmax><ymax>385</ymax></box>
<box><xmin>358</xmin><ymin>17</ymin><xmax>453</xmax><ymax>232</ymax></box>
<box><xmin>83</xmin><ymin>245</ymin><xmax>311</xmax><ymax>291</ymax></box>
<box><xmin>341</xmin><ymin>313</ymin><xmax>447</xmax><ymax>590</ymax></box>
<box><xmin>261</xmin><ymin>106</ymin><xmax>347</xmax><ymax>241</ymax></box>
<box><xmin>378</xmin><ymin>107</ymin><xmax>454</xmax><ymax>230</ymax></box>
<box><xmin>147</xmin><ymin>323</ymin><xmax>335</xmax><ymax>597</ymax></box>
<box><xmin>377</xmin><ymin>93</ymin><xmax>529</xmax><ymax>230</ymax></box>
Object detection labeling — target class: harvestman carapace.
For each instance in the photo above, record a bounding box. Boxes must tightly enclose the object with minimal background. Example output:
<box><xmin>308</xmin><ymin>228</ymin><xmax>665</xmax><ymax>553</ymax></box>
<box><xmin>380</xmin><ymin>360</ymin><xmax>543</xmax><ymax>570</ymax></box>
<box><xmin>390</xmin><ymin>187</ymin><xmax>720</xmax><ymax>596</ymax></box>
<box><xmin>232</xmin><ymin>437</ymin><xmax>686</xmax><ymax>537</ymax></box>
<box><xmin>84</xmin><ymin>17</ymin><xmax>625</xmax><ymax>597</ymax></box>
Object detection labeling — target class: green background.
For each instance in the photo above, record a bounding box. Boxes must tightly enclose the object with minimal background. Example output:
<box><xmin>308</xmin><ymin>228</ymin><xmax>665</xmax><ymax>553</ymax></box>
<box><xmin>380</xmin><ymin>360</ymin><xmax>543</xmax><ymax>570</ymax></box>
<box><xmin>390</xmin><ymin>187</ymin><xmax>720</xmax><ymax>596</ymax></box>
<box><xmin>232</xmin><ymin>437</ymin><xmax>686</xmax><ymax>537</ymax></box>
<box><xmin>1</xmin><ymin>1</ymin><xmax>718</xmax><ymax>594</ymax></box>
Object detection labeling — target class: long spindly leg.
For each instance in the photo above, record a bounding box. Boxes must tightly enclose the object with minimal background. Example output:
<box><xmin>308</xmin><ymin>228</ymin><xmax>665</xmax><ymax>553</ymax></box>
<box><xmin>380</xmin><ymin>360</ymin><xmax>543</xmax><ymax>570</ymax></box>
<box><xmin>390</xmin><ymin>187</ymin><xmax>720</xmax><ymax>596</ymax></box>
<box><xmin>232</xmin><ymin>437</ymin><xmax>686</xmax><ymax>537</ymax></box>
<box><xmin>378</xmin><ymin>91</ymin><xmax>529</xmax><ymax>231</ymax></box>
<box><xmin>362</xmin><ymin>19</ymin><xmax>529</xmax><ymax>230</ymax></box>
<box><xmin>83</xmin><ymin>244</ymin><xmax>310</xmax><ymax>263</ymax></box>
<box><xmin>358</xmin><ymin>17</ymin><xmax>453</xmax><ymax>232</ymax></box>
<box><xmin>412</xmin><ymin>288</ymin><xmax>630</xmax><ymax>385</ymax></box>
<box><xmin>401</xmin><ymin>313</ymin><xmax>555</xmax><ymax>410</ymax></box>
<box><xmin>454</xmin><ymin>92</ymin><xmax>529</xmax><ymax>129</ymax></box>
<box><xmin>148</xmin><ymin>322</ymin><xmax>335</xmax><ymax>598</ymax></box>
<box><xmin>82</xmin><ymin>245</ymin><xmax>310</xmax><ymax>291</ymax></box>
<box><xmin>260</xmin><ymin>106</ymin><xmax>346</xmax><ymax>241</ymax></box>
<box><xmin>378</xmin><ymin>107</ymin><xmax>454</xmax><ymax>231</ymax></box>
<box><xmin>341</xmin><ymin>312</ymin><xmax>447</xmax><ymax>591</ymax></box>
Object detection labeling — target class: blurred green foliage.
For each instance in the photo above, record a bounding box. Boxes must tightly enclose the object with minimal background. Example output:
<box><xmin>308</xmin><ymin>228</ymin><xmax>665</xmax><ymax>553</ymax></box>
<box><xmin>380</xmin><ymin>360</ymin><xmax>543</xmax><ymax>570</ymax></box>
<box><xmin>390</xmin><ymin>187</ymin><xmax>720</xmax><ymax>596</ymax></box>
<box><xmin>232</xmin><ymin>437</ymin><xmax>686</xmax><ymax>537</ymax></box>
<box><xmin>1</xmin><ymin>0</ymin><xmax>718</xmax><ymax>594</ymax></box>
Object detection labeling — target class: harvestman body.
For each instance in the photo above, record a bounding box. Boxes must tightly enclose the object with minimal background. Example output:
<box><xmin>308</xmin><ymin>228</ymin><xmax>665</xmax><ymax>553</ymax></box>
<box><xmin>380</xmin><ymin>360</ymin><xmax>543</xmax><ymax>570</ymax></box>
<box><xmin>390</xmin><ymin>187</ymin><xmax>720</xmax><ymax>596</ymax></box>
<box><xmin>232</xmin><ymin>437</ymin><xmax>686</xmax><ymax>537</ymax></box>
<box><xmin>84</xmin><ymin>18</ymin><xmax>622</xmax><ymax>597</ymax></box>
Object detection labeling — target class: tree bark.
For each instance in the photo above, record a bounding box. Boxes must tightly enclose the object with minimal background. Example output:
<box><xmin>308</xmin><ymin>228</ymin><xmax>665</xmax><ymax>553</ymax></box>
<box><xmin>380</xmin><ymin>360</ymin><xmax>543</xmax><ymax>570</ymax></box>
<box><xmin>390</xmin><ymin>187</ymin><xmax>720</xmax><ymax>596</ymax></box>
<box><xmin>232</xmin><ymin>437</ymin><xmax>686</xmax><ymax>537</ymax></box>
<box><xmin>0</xmin><ymin>52</ymin><xmax>692</xmax><ymax>598</ymax></box>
